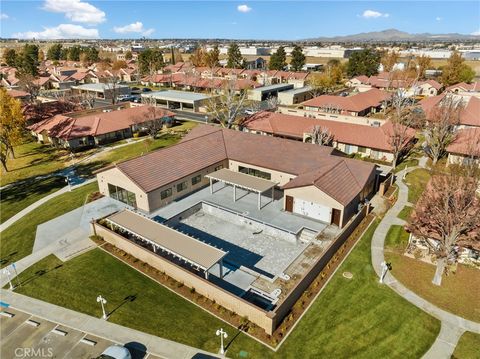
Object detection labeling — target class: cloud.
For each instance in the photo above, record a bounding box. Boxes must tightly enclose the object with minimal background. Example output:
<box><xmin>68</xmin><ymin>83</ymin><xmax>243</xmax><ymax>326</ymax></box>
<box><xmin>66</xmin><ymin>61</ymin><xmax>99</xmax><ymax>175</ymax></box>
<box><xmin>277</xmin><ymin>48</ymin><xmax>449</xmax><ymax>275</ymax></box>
<box><xmin>237</xmin><ymin>4</ymin><xmax>252</xmax><ymax>13</ymax></box>
<box><xmin>0</xmin><ymin>13</ymin><xmax>9</xmax><ymax>20</ymax></box>
<box><xmin>436</xmin><ymin>17</ymin><xmax>442</xmax><ymax>21</ymax></box>
<box><xmin>360</xmin><ymin>10</ymin><xmax>389</xmax><ymax>19</ymax></box>
<box><xmin>43</xmin><ymin>0</ymin><xmax>106</xmax><ymax>24</ymax></box>
<box><xmin>113</xmin><ymin>21</ymin><xmax>155</xmax><ymax>36</ymax></box>
<box><xmin>13</xmin><ymin>24</ymin><xmax>99</xmax><ymax>39</ymax></box>
<box><xmin>471</xmin><ymin>29</ymin><xmax>480</xmax><ymax>36</ymax></box>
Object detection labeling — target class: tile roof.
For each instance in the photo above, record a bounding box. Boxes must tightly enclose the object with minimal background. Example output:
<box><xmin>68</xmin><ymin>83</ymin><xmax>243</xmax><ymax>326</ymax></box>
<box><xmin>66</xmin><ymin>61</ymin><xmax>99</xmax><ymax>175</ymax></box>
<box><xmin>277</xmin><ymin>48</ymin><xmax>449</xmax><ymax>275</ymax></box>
<box><xmin>243</xmin><ymin>111</ymin><xmax>414</xmax><ymax>152</ymax></box>
<box><xmin>111</xmin><ymin>125</ymin><xmax>375</xmax><ymax>206</ymax></box>
<box><xmin>302</xmin><ymin>88</ymin><xmax>391</xmax><ymax>113</ymax></box>
<box><xmin>421</xmin><ymin>94</ymin><xmax>480</xmax><ymax>127</ymax></box>
<box><xmin>446</xmin><ymin>81</ymin><xmax>480</xmax><ymax>92</ymax></box>
<box><xmin>29</xmin><ymin>105</ymin><xmax>175</xmax><ymax>140</ymax></box>
<box><xmin>447</xmin><ymin>128</ymin><xmax>480</xmax><ymax>156</ymax></box>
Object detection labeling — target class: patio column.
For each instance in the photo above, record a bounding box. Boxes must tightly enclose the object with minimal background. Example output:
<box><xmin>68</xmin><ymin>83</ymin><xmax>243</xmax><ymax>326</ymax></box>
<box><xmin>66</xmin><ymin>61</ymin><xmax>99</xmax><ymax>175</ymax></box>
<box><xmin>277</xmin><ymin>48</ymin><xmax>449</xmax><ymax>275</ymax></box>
<box><xmin>258</xmin><ymin>191</ymin><xmax>261</xmax><ymax>210</ymax></box>
<box><xmin>204</xmin><ymin>270</ymin><xmax>209</xmax><ymax>280</ymax></box>
<box><xmin>210</xmin><ymin>177</ymin><xmax>213</xmax><ymax>194</ymax></box>
<box><xmin>271</xmin><ymin>187</ymin><xmax>274</xmax><ymax>204</ymax></box>
<box><xmin>233</xmin><ymin>185</ymin><xmax>236</xmax><ymax>202</ymax></box>
<box><xmin>219</xmin><ymin>259</ymin><xmax>223</xmax><ymax>279</ymax></box>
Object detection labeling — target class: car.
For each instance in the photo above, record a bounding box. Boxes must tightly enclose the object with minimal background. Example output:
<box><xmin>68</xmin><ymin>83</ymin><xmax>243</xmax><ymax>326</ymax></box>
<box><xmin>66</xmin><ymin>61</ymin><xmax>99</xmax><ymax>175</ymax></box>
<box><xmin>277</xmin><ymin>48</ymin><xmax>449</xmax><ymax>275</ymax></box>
<box><xmin>96</xmin><ymin>345</ymin><xmax>132</xmax><ymax>359</ymax></box>
<box><xmin>141</xmin><ymin>87</ymin><xmax>152</xmax><ymax>92</ymax></box>
<box><xmin>116</xmin><ymin>94</ymin><xmax>134</xmax><ymax>102</ymax></box>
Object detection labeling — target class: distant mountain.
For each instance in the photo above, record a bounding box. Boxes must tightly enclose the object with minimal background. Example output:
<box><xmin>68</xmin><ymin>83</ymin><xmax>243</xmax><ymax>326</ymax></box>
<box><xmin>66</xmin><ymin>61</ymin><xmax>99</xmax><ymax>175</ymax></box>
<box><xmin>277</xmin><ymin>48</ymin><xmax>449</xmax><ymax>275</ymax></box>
<box><xmin>305</xmin><ymin>29</ymin><xmax>480</xmax><ymax>42</ymax></box>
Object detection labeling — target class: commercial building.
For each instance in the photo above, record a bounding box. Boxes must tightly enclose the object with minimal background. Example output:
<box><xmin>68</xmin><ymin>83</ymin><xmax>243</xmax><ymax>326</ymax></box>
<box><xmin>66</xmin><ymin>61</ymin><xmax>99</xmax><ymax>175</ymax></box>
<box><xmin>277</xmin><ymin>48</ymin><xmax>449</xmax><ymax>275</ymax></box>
<box><xmin>277</xmin><ymin>86</ymin><xmax>313</xmax><ymax>105</ymax></box>
<box><xmin>248</xmin><ymin>83</ymin><xmax>294</xmax><ymax>101</ymax></box>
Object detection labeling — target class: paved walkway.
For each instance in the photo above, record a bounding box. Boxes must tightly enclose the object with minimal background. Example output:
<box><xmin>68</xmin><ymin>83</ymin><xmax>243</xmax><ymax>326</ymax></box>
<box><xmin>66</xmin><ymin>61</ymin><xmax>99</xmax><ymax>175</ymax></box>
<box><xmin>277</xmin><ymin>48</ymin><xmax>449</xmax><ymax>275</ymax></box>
<box><xmin>370</xmin><ymin>166</ymin><xmax>480</xmax><ymax>359</ymax></box>
<box><xmin>0</xmin><ymin>290</ymin><xmax>220</xmax><ymax>359</ymax></box>
<box><xmin>0</xmin><ymin>179</ymin><xmax>96</xmax><ymax>232</ymax></box>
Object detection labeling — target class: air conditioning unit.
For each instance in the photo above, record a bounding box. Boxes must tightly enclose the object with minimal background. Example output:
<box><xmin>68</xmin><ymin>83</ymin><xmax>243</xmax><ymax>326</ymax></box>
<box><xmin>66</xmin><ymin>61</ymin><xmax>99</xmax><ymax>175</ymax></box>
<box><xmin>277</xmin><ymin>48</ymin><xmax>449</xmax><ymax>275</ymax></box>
<box><xmin>372</xmin><ymin>121</ymin><xmax>381</xmax><ymax>127</ymax></box>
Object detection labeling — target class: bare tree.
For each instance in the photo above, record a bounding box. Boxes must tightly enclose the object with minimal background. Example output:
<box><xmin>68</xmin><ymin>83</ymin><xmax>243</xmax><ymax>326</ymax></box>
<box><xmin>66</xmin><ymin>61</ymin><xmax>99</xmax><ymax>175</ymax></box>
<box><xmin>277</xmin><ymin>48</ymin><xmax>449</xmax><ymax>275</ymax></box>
<box><xmin>132</xmin><ymin>105</ymin><xmax>165</xmax><ymax>139</ymax></box>
<box><xmin>424</xmin><ymin>95</ymin><xmax>463</xmax><ymax>165</ymax></box>
<box><xmin>104</xmin><ymin>72</ymin><xmax>121</xmax><ymax>105</ymax></box>
<box><xmin>18</xmin><ymin>73</ymin><xmax>40</xmax><ymax>102</ymax></box>
<box><xmin>311</xmin><ymin>125</ymin><xmax>334</xmax><ymax>145</ymax></box>
<box><xmin>207</xmin><ymin>79</ymin><xmax>249</xmax><ymax>129</ymax></box>
<box><xmin>385</xmin><ymin>91</ymin><xmax>423</xmax><ymax>171</ymax></box>
<box><xmin>407</xmin><ymin>172</ymin><xmax>480</xmax><ymax>286</ymax></box>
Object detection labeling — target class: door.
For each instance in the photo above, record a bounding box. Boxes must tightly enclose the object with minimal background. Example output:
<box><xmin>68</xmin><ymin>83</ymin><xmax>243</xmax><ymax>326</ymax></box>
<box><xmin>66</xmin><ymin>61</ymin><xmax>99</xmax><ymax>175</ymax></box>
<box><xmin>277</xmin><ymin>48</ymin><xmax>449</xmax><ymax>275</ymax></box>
<box><xmin>332</xmin><ymin>208</ymin><xmax>342</xmax><ymax>226</ymax></box>
<box><xmin>285</xmin><ymin>195</ymin><xmax>293</xmax><ymax>212</ymax></box>
<box><xmin>292</xmin><ymin>198</ymin><xmax>331</xmax><ymax>222</ymax></box>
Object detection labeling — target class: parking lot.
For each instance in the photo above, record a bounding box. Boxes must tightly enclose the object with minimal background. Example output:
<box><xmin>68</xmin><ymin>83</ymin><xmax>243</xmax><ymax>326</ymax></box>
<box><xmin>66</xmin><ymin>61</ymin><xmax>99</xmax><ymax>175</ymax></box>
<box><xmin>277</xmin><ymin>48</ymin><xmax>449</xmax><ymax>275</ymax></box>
<box><xmin>0</xmin><ymin>308</ymin><xmax>162</xmax><ymax>359</ymax></box>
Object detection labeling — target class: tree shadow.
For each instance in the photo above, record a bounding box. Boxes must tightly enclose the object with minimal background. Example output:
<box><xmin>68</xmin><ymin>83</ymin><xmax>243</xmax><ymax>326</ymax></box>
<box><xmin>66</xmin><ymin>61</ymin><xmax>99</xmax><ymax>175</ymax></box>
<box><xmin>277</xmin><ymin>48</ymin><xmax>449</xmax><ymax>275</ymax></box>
<box><xmin>0</xmin><ymin>251</ymin><xmax>18</xmax><ymax>267</ymax></box>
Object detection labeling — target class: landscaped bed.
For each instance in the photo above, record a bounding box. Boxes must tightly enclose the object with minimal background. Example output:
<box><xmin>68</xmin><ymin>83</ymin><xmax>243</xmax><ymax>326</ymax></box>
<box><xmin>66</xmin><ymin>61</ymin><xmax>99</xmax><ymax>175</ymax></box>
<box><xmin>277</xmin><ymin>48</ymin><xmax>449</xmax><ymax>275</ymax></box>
<box><xmin>13</xmin><ymin>216</ymin><xmax>440</xmax><ymax>358</ymax></box>
<box><xmin>384</xmin><ymin>225</ymin><xmax>480</xmax><ymax>322</ymax></box>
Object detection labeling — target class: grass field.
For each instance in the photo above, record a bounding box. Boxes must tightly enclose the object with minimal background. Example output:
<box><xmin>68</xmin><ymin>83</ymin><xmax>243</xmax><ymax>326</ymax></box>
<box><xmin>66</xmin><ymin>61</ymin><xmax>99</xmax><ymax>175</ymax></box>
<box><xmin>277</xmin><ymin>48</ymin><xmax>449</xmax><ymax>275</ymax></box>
<box><xmin>14</xmin><ymin>219</ymin><xmax>440</xmax><ymax>358</ymax></box>
<box><xmin>0</xmin><ymin>176</ymin><xmax>66</xmax><ymax>224</ymax></box>
<box><xmin>384</xmin><ymin>225</ymin><xmax>480</xmax><ymax>322</ymax></box>
<box><xmin>397</xmin><ymin>206</ymin><xmax>414</xmax><ymax>221</ymax></box>
<box><xmin>404</xmin><ymin>168</ymin><xmax>431</xmax><ymax>203</ymax></box>
<box><xmin>452</xmin><ymin>331</ymin><xmax>480</xmax><ymax>359</ymax></box>
<box><xmin>0</xmin><ymin>182</ymin><xmax>99</xmax><ymax>268</ymax></box>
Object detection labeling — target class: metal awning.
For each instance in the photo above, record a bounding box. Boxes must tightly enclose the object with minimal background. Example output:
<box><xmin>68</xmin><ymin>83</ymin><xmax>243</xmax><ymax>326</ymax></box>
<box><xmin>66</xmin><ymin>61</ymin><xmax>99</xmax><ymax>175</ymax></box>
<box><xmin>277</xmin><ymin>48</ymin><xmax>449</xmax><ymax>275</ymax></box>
<box><xmin>206</xmin><ymin>168</ymin><xmax>276</xmax><ymax>193</ymax></box>
<box><xmin>205</xmin><ymin>168</ymin><xmax>277</xmax><ymax>209</ymax></box>
<box><xmin>106</xmin><ymin>210</ymin><xmax>227</xmax><ymax>272</ymax></box>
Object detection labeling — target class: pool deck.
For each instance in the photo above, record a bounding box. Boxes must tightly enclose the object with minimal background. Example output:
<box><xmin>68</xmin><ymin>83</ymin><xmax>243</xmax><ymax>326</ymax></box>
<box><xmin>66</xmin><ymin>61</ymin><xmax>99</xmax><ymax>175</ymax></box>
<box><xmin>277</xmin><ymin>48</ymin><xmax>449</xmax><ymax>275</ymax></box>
<box><xmin>150</xmin><ymin>184</ymin><xmax>328</xmax><ymax>234</ymax></box>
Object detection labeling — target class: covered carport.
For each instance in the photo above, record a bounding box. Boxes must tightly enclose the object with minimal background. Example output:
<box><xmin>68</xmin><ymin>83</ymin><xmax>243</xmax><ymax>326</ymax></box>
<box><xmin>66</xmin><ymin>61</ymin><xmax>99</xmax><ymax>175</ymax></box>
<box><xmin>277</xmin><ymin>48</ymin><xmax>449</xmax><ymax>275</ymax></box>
<box><xmin>105</xmin><ymin>210</ymin><xmax>227</xmax><ymax>279</ymax></box>
<box><xmin>206</xmin><ymin>168</ymin><xmax>277</xmax><ymax>210</ymax></box>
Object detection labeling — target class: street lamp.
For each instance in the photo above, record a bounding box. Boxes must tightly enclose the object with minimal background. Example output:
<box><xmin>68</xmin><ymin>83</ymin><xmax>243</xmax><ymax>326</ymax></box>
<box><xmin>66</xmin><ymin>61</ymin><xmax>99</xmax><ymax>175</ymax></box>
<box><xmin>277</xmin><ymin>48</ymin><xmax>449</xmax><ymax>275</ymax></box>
<box><xmin>216</xmin><ymin>328</ymin><xmax>228</xmax><ymax>355</ymax></box>
<box><xmin>96</xmin><ymin>295</ymin><xmax>107</xmax><ymax>319</ymax></box>
<box><xmin>65</xmin><ymin>175</ymin><xmax>71</xmax><ymax>192</ymax></box>
<box><xmin>2</xmin><ymin>267</ymin><xmax>13</xmax><ymax>290</ymax></box>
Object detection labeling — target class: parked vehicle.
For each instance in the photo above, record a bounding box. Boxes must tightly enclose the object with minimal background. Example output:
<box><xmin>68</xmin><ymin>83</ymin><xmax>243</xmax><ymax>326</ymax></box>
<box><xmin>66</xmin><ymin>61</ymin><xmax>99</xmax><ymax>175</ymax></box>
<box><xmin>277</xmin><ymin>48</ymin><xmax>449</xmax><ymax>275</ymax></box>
<box><xmin>96</xmin><ymin>345</ymin><xmax>132</xmax><ymax>359</ymax></box>
<box><xmin>116</xmin><ymin>95</ymin><xmax>134</xmax><ymax>102</ymax></box>
<box><xmin>141</xmin><ymin>87</ymin><xmax>152</xmax><ymax>92</ymax></box>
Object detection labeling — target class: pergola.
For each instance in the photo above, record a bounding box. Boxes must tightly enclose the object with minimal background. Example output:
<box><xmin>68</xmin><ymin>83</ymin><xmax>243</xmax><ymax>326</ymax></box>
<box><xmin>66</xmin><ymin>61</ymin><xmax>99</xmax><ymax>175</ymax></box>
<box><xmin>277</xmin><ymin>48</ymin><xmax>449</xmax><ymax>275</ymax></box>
<box><xmin>106</xmin><ymin>210</ymin><xmax>227</xmax><ymax>279</ymax></box>
<box><xmin>206</xmin><ymin>168</ymin><xmax>277</xmax><ymax>210</ymax></box>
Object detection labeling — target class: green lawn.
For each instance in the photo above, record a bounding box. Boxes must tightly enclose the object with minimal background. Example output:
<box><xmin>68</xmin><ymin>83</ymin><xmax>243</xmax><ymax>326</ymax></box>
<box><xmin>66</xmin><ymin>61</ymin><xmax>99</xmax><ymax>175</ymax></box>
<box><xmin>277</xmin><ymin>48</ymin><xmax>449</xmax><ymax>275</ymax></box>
<box><xmin>0</xmin><ymin>141</ymin><xmax>72</xmax><ymax>186</ymax></box>
<box><xmin>397</xmin><ymin>206</ymin><xmax>414</xmax><ymax>221</ymax></box>
<box><xmin>453</xmin><ymin>332</ymin><xmax>480</xmax><ymax>359</ymax></box>
<box><xmin>0</xmin><ymin>182</ymin><xmax>98</xmax><ymax>268</ymax></box>
<box><xmin>0</xmin><ymin>176</ymin><xmax>66</xmax><ymax>224</ymax></box>
<box><xmin>404</xmin><ymin>168</ymin><xmax>431</xmax><ymax>203</ymax></box>
<box><xmin>394</xmin><ymin>158</ymin><xmax>420</xmax><ymax>173</ymax></box>
<box><xmin>384</xmin><ymin>226</ymin><xmax>480</xmax><ymax>322</ymax></box>
<box><xmin>14</xmin><ymin>219</ymin><xmax>440</xmax><ymax>358</ymax></box>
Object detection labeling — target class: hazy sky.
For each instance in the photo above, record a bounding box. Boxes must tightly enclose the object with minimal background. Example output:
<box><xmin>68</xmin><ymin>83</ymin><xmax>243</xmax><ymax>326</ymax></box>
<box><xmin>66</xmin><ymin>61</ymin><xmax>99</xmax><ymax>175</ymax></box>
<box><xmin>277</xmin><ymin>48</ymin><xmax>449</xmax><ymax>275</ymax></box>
<box><xmin>1</xmin><ymin>0</ymin><xmax>479</xmax><ymax>40</ymax></box>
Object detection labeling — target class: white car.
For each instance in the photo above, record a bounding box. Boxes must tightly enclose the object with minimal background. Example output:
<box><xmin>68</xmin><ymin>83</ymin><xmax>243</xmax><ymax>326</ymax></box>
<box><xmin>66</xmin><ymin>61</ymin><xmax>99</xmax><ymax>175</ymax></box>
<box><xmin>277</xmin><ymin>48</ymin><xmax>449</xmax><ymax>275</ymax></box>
<box><xmin>97</xmin><ymin>345</ymin><xmax>132</xmax><ymax>359</ymax></box>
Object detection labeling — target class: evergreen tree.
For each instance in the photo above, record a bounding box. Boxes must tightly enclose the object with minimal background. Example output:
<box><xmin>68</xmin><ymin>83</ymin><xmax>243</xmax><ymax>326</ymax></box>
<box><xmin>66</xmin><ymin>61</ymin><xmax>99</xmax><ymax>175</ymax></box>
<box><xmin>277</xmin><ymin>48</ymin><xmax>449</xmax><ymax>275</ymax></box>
<box><xmin>227</xmin><ymin>43</ymin><xmax>244</xmax><ymax>69</ymax></box>
<box><xmin>47</xmin><ymin>44</ymin><xmax>63</xmax><ymax>61</ymax></box>
<box><xmin>441</xmin><ymin>51</ymin><xmax>475</xmax><ymax>86</ymax></box>
<box><xmin>138</xmin><ymin>49</ymin><xmax>165</xmax><ymax>75</ymax></box>
<box><xmin>290</xmin><ymin>45</ymin><xmax>305</xmax><ymax>71</ymax></box>
<box><xmin>67</xmin><ymin>46</ymin><xmax>81</xmax><ymax>61</ymax></box>
<box><xmin>269</xmin><ymin>46</ymin><xmax>287</xmax><ymax>70</ymax></box>
<box><xmin>17</xmin><ymin>44</ymin><xmax>39</xmax><ymax>76</ymax></box>
<box><xmin>206</xmin><ymin>45</ymin><xmax>220</xmax><ymax>68</ymax></box>
<box><xmin>125</xmin><ymin>51</ymin><xmax>133</xmax><ymax>60</ymax></box>
<box><xmin>346</xmin><ymin>49</ymin><xmax>381</xmax><ymax>77</ymax></box>
<box><xmin>3</xmin><ymin>48</ymin><xmax>17</xmax><ymax>67</ymax></box>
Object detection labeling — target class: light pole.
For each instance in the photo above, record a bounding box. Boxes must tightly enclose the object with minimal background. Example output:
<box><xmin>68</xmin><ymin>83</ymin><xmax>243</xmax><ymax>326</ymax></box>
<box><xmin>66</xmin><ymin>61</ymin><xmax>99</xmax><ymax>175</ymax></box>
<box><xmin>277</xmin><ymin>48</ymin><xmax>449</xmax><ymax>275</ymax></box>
<box><xmin>216</xmin><ymin>328</ymin><xmax>228</xmax><ymax>355</ymax></box>
<box><xmin>96</xmin><ymin>295</ymin><xmax>107</xmax><ymax>319</ymax></box>
<box><xmin>65</xmin><ymin>175</ymin><xmax>71</xmax><ymax>192</ymax></box>
<box><xmin>3</xmin><ymin>267</ymin><xmax>13</xmax><ymax>290</ymax></box>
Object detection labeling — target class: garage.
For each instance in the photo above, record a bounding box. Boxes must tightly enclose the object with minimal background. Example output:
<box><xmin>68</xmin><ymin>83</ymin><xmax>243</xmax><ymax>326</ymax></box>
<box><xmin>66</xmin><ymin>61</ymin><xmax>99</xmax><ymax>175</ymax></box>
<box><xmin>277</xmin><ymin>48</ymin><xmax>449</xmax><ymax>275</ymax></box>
<box><xmin>292</xmin><ymin>198</ymin><xmax>332</xmax><ymax>223</ymax></box>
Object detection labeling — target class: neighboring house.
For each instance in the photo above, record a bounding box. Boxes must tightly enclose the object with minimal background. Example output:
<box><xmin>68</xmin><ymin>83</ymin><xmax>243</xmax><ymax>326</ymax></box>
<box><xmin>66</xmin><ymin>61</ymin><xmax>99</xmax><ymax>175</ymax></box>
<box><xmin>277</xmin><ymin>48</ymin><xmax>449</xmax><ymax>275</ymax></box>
<box><xmin>6</xmin><ymin>89</ymin><xmax>31</xmax><ymax>102</ymax></box>
<box><xmin>302</xmin><ymin>88</ymin><xmax>391</xmax><ymax>117</ymax></box>
<box><xmin>277</xmin><ymin>86</ymin><xmax>313</xmax><ymax>105</ymax></box>
<box><xmin>244</xmin><ymin>57</ymin><xmax>267</xmax><ymax>70</ymax></box>
<box><xmin>446</xmin><ymin>81</ymin><xmax>480</xmax><ymax>97</ymax></box>
<box><xmin>28</xmin><ymin>103</ymin><xmax>175</xmax><ymax>149</ymax></box>
<box><xmin>421</xmin><ymin>94</ymin><xmax>480</xmax><ymax>129</ymax></box>
<box><xmin>411</xmin><ymin>80</ymin><xmax>443</xmax><ymax>97</ymax></box>
<box><xmin>96</xmin><ymin>124</ymin><xmax>376</xmax><ymax>228</ymax></box>
<box><xmin>243</xmin><ymin>111</ymin><xmax>415</xmax><ymax>163</ymax></box>
<box><xmin>446</xmin><ymin>127</ymin><xmax>480</xmax><ymax>166</ymax></box>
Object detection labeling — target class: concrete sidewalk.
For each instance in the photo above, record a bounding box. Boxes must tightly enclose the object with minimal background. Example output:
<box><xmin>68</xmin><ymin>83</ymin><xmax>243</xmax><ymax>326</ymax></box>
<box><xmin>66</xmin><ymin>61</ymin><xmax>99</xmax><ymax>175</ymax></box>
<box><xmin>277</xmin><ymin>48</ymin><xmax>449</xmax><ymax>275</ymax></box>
<box><xmin>0</xmin><ymin>290</ymin><xmax>220</xmax><ymax>359</ymax></box>
<box><xmin>370</xmin><ymin>167</ymin><xmax>480</xmax><ymax>358</ymax></box>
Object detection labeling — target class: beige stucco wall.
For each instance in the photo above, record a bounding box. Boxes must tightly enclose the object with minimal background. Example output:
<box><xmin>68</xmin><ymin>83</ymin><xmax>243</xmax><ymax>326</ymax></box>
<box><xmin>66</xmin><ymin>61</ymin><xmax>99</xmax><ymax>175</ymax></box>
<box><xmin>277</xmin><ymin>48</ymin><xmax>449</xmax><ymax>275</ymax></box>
<box><xmin>147</xmin><ymin>160</ymin><xmax>228</xmax><ymax>211</ymax></box>
<box><xmin>228</xmin><ymin>160</ymin><xmax>296</xmax><ymax>187</ymax></box>
<box><xmin>335</xmin><ymin>142</ymin><xmax>394</xmax><ymax>162</ymax></box>
<box><xmin>97</xmin><ymin>167</ymin><xmax>150</xmax><ymax>211</ymax></box>
<box><xmin>94</xmin><ymin>223</ymin><xmax>274</xmax><ymax>334</ymax></box>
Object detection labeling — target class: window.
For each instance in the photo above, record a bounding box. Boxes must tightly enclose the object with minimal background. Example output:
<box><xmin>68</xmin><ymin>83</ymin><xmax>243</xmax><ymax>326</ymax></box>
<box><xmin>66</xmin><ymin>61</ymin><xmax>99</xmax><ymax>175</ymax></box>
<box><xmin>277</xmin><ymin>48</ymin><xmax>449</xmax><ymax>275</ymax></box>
<box><xmin>357</xmin><ymin>146</ymin><xmax>367</xmax><ymax>154</ymax></box>
<box><xmin>238</xmin><ymin>166</ymin><xmax>272</xmax><ymax>180</ymax></box>
<box><xmin>108</xmin><ymin>183</ymin><xmax>136</xmax><ymax>207</ymax></box>
<box><xmin>176</xmin><ymin>181</ymin><xmax>187</xmax><ymax>192</ymax></box>
<box><xmin>161</xmin><ymin>188</ymin><xmax>172</xmax><ymax>200</ymax></box>
<box><xmin>215</xmin><ymin>165</ymin><xmax>223</xmax><ymax>171</ymax></box>
<box><xmin>191</xmin><ymin>174</ymin><xmax>202</xmax><ymax>185</ymax></box>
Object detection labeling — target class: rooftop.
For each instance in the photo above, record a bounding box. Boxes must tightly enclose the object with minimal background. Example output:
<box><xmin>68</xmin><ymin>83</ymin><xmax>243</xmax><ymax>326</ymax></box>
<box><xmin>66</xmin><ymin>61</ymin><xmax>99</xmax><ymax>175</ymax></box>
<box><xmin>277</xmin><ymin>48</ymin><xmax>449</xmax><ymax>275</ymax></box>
<box><xmin>206</xmin><ymin>168</ymin><xmax>277</xmax><ymax>193</ymax></box>
<box><xmin>250</xmin><ymin>83</ymin><xmax>294</xmax><ymax>92</ymax></box>
<box><xmin>141</xmin><ymin>90</ymin><xmax>214</xmax><ymax>103</ymax></box>
<box><xmin>71</xmin><ymin>83</ymin><xmax>130</xmax><ymax>91</ymax></box>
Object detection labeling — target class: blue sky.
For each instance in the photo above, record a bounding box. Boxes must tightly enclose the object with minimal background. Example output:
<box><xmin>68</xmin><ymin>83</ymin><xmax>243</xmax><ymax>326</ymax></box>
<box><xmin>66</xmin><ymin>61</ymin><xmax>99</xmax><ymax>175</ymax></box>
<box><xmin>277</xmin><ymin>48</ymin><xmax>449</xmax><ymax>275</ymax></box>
<box><xmin>1</xmin><ymin>1</ymin><xmax>479</xmax><ymax>40</ymax></box>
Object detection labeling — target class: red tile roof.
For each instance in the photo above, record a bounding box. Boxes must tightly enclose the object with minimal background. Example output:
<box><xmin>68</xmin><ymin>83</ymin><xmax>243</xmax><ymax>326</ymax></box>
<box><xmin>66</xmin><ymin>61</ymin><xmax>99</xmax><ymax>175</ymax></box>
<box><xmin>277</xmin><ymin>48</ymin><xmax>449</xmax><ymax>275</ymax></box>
<box><xmin>111</xmin><ymin>125</ymin><xmax>375</xmax><ymax>205</ymax></box>
<box><xmin>302</xmin><ymin>88</ymin><xmax>391</xmax><ymax>113</ymax></box>
<box><xmin>447</xmin><ymin>128</ymin><xmax>480</xmax><ymax>156</ymax></box>
<box><xmin>29</xmin><ymin>105</ymin><xmax>175</xmax><ymax>140</ymax></box>
<box><xmin>421</xmin><ymin>94</ymin><xmax>480</xmax><ymax>127</ymax></box>
<box><xmin>243</xmin><ymin>111</ymin><xmax>415</xmax><ymax>152</ymax></box>
<box><xmin>6</xmin><ymin>89</ymin><xmax>30</xmax><ymax>99</ymax></box>
<box><xmin>446</xmin><ymin>81</ymin><xmax>480</xmax><ymax>92</ymax></box>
